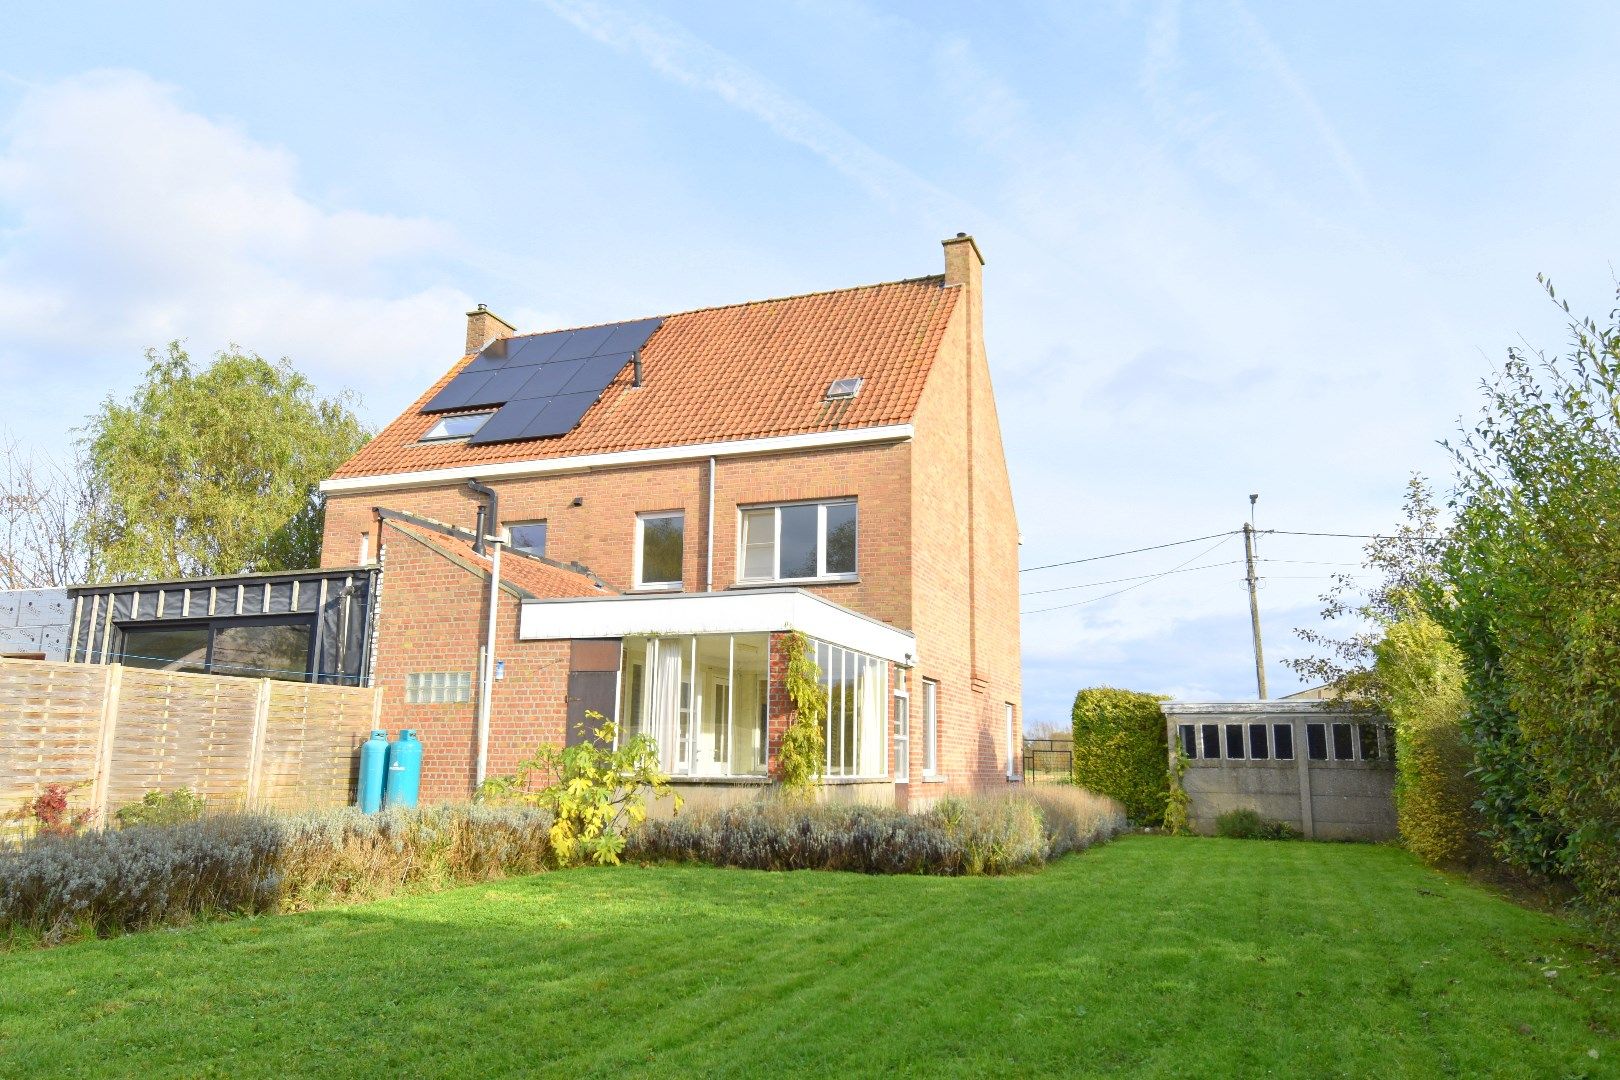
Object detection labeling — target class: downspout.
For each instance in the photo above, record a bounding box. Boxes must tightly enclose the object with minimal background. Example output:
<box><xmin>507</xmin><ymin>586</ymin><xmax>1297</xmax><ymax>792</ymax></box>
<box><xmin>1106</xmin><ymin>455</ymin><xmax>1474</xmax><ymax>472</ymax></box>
<box><xmin>467</xmin><ymin>480</ymin><xmax>501</xmax><ymax>788</ymax></box>
<box><xmin>706</xmin><ymin>456</ymin><xmax>716</xmax><ymax>592</ymax></box>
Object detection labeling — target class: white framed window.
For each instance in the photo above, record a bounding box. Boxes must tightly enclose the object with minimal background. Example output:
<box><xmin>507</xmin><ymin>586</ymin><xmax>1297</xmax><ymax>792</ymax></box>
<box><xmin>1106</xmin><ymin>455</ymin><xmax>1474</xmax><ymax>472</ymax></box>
<box><xmin>738</xmin><ymin>499</ymin><xmax>857</xmax><ymax>582</ymax></box>
<box><xmin>1273</xmin><ymin>723</ymin><xmax>1295</xmax><ymax>760</ymax></box>
<box><xmin>505</xmin><ymin>520</ymin><xmax>547</xmax><ymax>557</ymax></box>
<box><xmin>1178</xmin><ymin>723</ymin><xmax>1198</xmax><ymax>758</ymax></box>
<box><xmin>635</xmin><ymin>511</ymin><xmax>685</xmax><ymax>589</ymax></box>
<box><xmin>405</xmin><ymin>671</ymin><xmax>472</xmax><ymax>704</ymax></box>
<box><xmin>922</xmin><ymin>678</ymin><xmax>939</xmax><ymax>777</ymax></box>
<box><xmin>893</xmin><ymin>678</ymin><xmax>910</xmax><ymax>783</ymax></box>
<box><xmin>617</xmin><ymin>633</ymin><xmax>769</xmax><ymax>778</ymax></box>
<box><xmin>815</xmin><ymin>640</ymin><xmax>887</xmax><ymax>778</ymax></box>
<box><xmin>420</xmin><ymin>412</ymin><xmax>493</xmax><ymax>442</ymax></box>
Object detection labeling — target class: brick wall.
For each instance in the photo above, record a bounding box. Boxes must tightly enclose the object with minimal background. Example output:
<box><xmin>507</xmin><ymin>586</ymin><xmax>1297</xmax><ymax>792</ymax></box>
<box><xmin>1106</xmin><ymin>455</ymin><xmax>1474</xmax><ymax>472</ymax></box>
<box><xmin>323</xmin><ymin>443</ymin><xmax>909</xmax><ymax>621</ymax></box>
<box><xmin>371</xmin><ymin>522</ymin><xmax>568</xmax><ymax>802</ymax></box>
<box><xmin>904</xmin><ymin>252</ymin><xmax>1023</xmax><ymax>799</ymax></box>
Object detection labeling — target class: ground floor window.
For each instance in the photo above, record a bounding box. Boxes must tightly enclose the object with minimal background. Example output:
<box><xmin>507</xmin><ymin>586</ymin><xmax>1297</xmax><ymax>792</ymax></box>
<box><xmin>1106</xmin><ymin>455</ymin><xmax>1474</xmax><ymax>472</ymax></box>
<box><xmin>618</xmin><ymin>634</ymin><xmax>769</xmax><ymax>777</ymax></box>
<box><xmin>815</xmin><ymin>640</ymin><xmax>887</xmax><ymax>778</ymax></box>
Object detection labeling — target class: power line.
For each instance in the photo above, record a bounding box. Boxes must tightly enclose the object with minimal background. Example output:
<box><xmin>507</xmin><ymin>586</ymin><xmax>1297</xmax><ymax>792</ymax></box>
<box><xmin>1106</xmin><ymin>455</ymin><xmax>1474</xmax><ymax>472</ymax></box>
<box><xmin>1019</xmin><ymin>560</ymin><xmax>1244</xmax><ymax>597</ymax></box>
<box><xmin>1022</xmin><ymin>535</ymin><xmax>1236</xmax><ymax>615</ymax></box>
<box><xmin>1261</xmin><ymin>529</ymin><xmax>1442</xmax><ymax>541</ymax></box>
<box><xmin>1019</xmin><ymin>530</ymin><xmax>1238</xmax><ymax>574</ymax></box>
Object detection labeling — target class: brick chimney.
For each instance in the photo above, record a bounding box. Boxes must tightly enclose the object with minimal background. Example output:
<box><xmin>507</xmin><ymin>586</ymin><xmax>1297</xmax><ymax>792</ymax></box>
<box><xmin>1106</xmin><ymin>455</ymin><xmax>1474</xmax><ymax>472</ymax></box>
<box><xmin>465</xmin><ymin>303</ymin><xmax>516</xmax><ymax>355</ymax></box>
<box><xmin>942</xmin><ymin>232</ymin><xmax>984</xmax><ymax>360</ymax></box>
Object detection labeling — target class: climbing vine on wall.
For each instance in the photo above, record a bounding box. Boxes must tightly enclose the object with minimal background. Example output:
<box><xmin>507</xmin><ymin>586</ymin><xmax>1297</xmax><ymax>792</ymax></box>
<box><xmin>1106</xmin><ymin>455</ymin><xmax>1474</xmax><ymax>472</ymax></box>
<box><xmin>774</xmin><ymin>631</ymin><xmax>826</xmax><ymax>797</ymax></box>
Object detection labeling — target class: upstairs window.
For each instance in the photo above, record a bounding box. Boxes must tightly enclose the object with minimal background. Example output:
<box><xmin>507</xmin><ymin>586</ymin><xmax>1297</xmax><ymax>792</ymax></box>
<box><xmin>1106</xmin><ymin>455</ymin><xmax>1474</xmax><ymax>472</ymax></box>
<box><xmin>636</xmin><ymin>511</ymin><xmax>685</xmax><ymax>588</ymax></box>
<box><xmin>739</xmin><ymin>500</ymin><xmax>857</xmax><ymax>582</ymax></box>
<box><xmin>506</xmin><ymin>521</ymin><xmax>547</xmax><ymax>558</ymax></box>
<box><xmin>420</xmin><ymin>412</ymin><xmax>493</xmax><ymax>442</ymax></box>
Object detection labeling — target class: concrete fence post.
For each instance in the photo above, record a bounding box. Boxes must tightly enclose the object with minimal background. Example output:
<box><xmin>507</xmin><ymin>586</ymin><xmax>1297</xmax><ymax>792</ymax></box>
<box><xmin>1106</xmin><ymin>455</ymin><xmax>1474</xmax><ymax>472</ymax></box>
<box><xmin>244</xmin><ymin>678</ymin><xmax>272</xmax><ymax>809</ymax></box>
<box><xmin>90</xmin><ymin>664</ymin><xmax>123</xmax><ymax>825</ymax></box>
<box><xmin>1293</xmin><ymin>719</ymin><xmax>1315</xmax><ymax>839</ymax></box>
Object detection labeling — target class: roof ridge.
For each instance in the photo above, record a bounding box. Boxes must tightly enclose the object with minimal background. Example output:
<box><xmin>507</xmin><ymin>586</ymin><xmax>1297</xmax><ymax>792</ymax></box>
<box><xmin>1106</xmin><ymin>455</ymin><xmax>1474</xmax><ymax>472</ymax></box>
<box><xmin>501</xmin><ymin>273</ymin><xmax>946</xmax><ymax>341</ymax></box>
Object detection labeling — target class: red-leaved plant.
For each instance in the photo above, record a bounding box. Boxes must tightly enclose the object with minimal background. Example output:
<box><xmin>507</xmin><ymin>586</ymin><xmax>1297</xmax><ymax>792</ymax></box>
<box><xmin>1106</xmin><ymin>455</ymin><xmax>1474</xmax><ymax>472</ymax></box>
<box><xmin>6</xmin><ymin>782</ymin><xmax>95</xmax><ymax>837</ymax></box>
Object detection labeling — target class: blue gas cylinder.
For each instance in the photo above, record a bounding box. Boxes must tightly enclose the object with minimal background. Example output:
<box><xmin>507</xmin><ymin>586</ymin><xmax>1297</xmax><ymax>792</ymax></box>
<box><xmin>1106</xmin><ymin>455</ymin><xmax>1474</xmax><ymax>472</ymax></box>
<box><xmin>382</xmin><ymin>729</ymin><xmax>423</xmax><ymax>809</ymax></box>
<box><xmin>357</xmin><ymin>730</ymin><xmax>389</xmax><ymax>813</ymax></box>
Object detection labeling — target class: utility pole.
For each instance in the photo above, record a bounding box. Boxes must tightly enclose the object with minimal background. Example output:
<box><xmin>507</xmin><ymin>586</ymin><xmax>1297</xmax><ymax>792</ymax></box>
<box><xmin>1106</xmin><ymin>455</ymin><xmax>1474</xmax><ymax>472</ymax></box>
<box><xmin>1244</xmin><ymin>493</ymin><xmax>1268</xmax><ymax>700</ymax></box>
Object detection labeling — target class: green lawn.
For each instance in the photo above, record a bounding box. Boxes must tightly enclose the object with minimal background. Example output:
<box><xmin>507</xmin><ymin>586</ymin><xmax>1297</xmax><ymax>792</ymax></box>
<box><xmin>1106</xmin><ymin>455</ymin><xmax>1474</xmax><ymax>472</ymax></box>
<box><xmin>1</xmin><ymin>836</ymin><xmax>1615</xmax><ymax>1078</ymax></box>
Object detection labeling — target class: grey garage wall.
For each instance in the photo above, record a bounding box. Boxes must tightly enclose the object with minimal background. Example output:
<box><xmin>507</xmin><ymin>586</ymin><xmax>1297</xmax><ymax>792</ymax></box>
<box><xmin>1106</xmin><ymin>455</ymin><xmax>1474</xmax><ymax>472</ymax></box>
<box><xmin>0</xmin><ymin>588</ymin><xmax>72</xmax><ymax>660</ymax></box>
<box><xmin>1162</xmin><ymin>701</ymin><xmax>1396</xmax><ymax>841</ymax></box>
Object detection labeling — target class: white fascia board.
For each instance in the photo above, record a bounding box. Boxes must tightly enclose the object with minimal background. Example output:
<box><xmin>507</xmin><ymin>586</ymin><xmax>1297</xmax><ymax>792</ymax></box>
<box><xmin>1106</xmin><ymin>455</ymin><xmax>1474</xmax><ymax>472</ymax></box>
<box><xmin>518</xmin><ymin>588</ymin><xmax>917</xmax><ymax>665</ymax></box>
<box><xmin>319</xmin><ymin>425</ymin><xmax>914</xmax><ymax>494</ymax></box>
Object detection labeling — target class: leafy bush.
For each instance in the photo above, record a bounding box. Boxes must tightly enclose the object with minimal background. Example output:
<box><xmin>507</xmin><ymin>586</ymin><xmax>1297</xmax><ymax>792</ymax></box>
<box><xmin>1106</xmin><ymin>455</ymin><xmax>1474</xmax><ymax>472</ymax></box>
<box><xmin>1374</xmin><ymin>605</ymin><xmax>1483</xmax><ymax>866</ymax></box>
<box><xmin>1215</xmin><ymin>808</ymin><xmax>1299</xmax><ymax>841</ymax></box>
<box><xmin>774</xmin><ymin>631</ymin><xmax>826</xmax><ymax>796</ymax></box>
<box><xmin>0</xmin><ymin>815</ymin><xmax>281</xmax><ymax>944</ymax></box>
<box><xmin>1019</xmin><ymin>785</ymin><xmax>1128</xmax><ymax>858</ymax></box>
<box><xmin>479</xmin><ymin>712</ymin><xmax>675</xmax><ymax>866</ymax></box>
<box><xmin>0</xmin><ymin>805</ymin><xmax>555</xmax><ymax>947</ymax></box>
<box><xmin>115</xmin><ymin>788</ymin><xmax>205</xmax><ymax>829</ymax></box>
<box><xmin>629</xmin><ymin>790</ymin><xmax>1124</xmax><ymax>875</ymax></box>
<box><xmin>1444</xmin><ymin>281</ymin><xmax>1620</xmax><ymax>936</ymax></box>
<box><xmin>3</xmin><ymin>783</ymin><xmax>95</xmax><ymax>839</ymax></box>
<box><xmin>273</xmin><ymin>804</ymin><xmax>555</xmax><ymax>907</ymax></box>
<box><xmin>1071</xmin><ymin>687</ymin><xmax>1170</xmax><ymax>825</ymax></box>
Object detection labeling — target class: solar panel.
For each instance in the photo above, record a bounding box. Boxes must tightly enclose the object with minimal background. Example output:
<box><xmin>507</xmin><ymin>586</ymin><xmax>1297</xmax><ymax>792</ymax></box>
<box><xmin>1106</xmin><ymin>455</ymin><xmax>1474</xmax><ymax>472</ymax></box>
<box><xmin>509</xmin><ymin>357</ymin><xmax>588</xmax><ymax>401</ymax></box>
<box><xmin>422</xmin><ymin>369</ymin><xmax>496</xmax><ymax>412</ymax></box>
<box><xmin>515</xmin><ymin>391</ymin><xmax>600</xmax><ymax>440</ymax></box>
<box><xmin>597</xmin><ymin>317</ymin><xmax>665</xmax><ymax>355</ymax></box>
<box><xmin>434</xmin><ymin>316</ymin><xmax>663</xmax><ymax>441</ymax></box>
<box><xmin>561</xmin><ymin>351</ymin><xmax>634</xmax><ymax>395</ymax></box>
<box><xmin>553</xmin><ymin>324</ymin><xmax>616</xmax><ymax>358</ymax></box>
<box><xmin>462</xmin><ymin>398</ymin><xmax>546</xmax><ymax>444</ymax></box>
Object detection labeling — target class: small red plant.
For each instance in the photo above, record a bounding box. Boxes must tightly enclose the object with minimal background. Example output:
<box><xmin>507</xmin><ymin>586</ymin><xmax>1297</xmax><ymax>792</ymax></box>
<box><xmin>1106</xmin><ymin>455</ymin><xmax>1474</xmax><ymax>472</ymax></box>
<box><xmin>6</xmin><ymin>782</ymin><xmax>95</xmax><ymax>837</ymax></box>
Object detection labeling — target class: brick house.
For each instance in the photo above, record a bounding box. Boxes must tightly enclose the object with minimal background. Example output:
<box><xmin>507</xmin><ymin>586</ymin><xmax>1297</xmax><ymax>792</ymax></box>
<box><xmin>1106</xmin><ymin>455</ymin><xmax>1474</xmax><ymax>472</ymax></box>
<box><xmin>317</xmin><ymin>234</ymin><xmax>1019</xmax><ymax>807</ymax></box>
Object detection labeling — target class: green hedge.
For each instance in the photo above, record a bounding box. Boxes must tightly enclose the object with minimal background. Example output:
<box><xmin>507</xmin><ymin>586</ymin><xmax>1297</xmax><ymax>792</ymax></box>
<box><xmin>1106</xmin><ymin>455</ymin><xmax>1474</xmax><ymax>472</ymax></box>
<box><xmin>1071</xmin><ymin>687</ymin><xmax>1169</xmax><ymax>825</ymax></box>
<box><xmin>1375</xmin><ymin>606</ymin><xmax>1482</xmax><ymax>867</ymax></box>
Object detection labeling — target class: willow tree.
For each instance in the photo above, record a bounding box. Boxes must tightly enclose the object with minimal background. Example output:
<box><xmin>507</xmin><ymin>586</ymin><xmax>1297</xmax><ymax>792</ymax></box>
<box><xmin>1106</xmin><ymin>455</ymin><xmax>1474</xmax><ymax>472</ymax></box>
<box><xmin>82</xmin><ymin>343</ymin><xmax>369</xmax><ymax>580</ymax></box>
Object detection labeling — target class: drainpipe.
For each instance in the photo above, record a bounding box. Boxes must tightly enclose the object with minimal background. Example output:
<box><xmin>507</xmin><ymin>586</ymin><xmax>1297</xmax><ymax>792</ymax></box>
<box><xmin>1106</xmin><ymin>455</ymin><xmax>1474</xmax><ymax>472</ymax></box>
<box><xmin>706</xmin><ymin>457</ymin><xmax>716</xmax><ymax>592</ymax></box>
<box><xmin>467</xmin><ymin>480</ymin><xmax>501</xmax><ymax>788</ymax></box>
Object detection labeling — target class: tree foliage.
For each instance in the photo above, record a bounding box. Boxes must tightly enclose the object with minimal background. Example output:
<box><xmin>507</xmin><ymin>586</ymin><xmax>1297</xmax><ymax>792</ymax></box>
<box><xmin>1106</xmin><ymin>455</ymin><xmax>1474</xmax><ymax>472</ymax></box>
<box><xmin>81</xmin><ymin>343</ymin><xmax>369</xmax><ymax>580</ymax></box>
<box><xmin>1287</xmin><ymin>475</ymin><xmax>1446</xmax><ymax>705</ymax></box>
<box><xmin>1070</xmin><ymin>687</ymin><xmax>1169</xmax><ymax>826</ymax></box>
<box><xmin>1443</xmin><ymin>277</ymin><xmax>1620</xmax><ymax>931</ymax></box>
<box><xmin>1374</xmin><ymin>599</ymin><xmax>1481</xmax><ymax>866</ymax></box>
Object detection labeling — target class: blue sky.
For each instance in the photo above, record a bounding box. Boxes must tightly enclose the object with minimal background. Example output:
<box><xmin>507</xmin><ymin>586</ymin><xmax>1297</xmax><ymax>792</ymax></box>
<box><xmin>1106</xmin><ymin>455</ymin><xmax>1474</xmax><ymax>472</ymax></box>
<box><xmin>3</xmin><ymin>2</ymin><xmax>1618</xmax><ymax>729</ymax></box>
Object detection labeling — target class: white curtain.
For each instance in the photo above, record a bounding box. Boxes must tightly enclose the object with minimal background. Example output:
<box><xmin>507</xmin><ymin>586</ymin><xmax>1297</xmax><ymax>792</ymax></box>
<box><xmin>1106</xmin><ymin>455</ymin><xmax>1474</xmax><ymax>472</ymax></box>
<box><xmin>648</xmin><ymin>638</ymin><xmax>685</xmax><ymax>773</ymax></box>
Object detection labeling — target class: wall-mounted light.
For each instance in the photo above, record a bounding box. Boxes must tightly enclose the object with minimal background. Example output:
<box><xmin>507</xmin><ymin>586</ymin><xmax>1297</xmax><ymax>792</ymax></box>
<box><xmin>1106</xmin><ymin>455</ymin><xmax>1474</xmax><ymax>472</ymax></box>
<box><xmin>571</xmin><ymin>496</ymin><xmax>584</xmax><ymax>507</ymax></box>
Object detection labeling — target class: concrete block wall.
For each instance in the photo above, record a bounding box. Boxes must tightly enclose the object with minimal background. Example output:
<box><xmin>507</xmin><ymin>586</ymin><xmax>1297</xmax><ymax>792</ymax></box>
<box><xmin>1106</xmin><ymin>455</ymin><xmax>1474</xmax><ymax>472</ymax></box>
<box><xmin>1164</xmin><ymin>702</ymin><xmax>1397</xmax><ymax>841</ymax></box>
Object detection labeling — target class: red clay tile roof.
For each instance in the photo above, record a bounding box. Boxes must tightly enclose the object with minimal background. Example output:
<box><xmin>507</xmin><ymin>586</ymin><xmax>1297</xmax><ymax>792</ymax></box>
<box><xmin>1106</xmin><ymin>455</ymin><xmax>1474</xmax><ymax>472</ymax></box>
<box><xmin>332</xmin><ymin>275</ymin><xmax>958</xmax><ymax>479</ymax></box>
<box><xmin>382</xmin><ymin>517</ymin><xmax>611</xmax><ymax>599</ymax></box>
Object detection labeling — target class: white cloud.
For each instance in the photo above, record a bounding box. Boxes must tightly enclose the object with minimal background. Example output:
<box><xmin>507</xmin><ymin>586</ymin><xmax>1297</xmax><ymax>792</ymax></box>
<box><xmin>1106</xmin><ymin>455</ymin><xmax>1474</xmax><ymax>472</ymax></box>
<box><xmin>0</xmin><ymin>70</ymin><xmax>471</xmax><ymax>432</ymax></box>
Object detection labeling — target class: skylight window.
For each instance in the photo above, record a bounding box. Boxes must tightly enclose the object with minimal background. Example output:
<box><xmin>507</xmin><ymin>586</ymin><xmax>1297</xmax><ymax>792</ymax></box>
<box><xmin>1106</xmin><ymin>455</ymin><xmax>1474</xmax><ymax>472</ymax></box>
<box><xmin>420</xmin><ymin>412</ymin><xmax>494</xmax><ymax>442</ymax></box>
<box><xmin>826</xmin><ymin>377</ymin><xmax>863</xmax><ymax>400</ymax></box>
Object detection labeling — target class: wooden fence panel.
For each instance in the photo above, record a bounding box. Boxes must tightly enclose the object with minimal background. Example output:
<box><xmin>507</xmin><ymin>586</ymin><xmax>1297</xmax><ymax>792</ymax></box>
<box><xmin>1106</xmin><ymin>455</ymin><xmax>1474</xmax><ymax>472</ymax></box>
<box><xmin>0</xmin><ymin>659</ymin><xmax>380</xmax><ymax>822</ymax></box>
<box><xmin>0</xmin><ymin>659</ymin><xmax>106</xmax><ymax>813</ymax></box>
<box><xmin>257</xmin><ymin>683</ymin><xmax>375</xmax><ymax>810</ymax></box>
<box><xmin>105</xmin><ymin>667</ymin><xmax>263</xmax><ymax>811</ymax></box>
